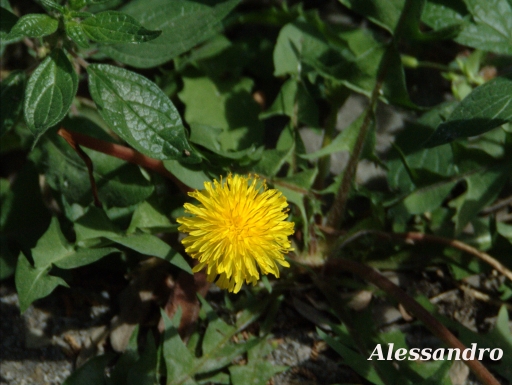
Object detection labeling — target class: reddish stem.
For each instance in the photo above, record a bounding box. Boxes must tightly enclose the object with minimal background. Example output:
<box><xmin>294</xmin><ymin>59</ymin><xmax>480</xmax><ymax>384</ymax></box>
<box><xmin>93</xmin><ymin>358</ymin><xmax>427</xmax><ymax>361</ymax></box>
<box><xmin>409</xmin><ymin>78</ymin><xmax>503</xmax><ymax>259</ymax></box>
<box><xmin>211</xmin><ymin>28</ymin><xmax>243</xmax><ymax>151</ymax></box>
<box><xmin>58</xmin><ymin>128</ymin><xmax>102</xmax><ymax>207</ymax></box>
<box><xmin>324</xmin><ymin>258</ymin><xmax>501</xmax><ymax>385</ymax></box>
<box><xmin>57</xmin><ymin>128</ymin><xmax>192</xmax><ymax>194</ymax></box>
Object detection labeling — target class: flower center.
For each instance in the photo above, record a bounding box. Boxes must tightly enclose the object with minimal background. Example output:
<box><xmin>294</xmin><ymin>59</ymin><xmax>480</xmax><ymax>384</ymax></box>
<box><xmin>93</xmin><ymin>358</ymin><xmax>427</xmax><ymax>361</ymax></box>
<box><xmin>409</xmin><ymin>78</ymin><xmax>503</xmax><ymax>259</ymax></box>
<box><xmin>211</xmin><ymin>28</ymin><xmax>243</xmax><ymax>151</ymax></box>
<box><xmin>228</xmin><ymin>215</ymin><xmax>249</xmax><ymax>239</ymax></box>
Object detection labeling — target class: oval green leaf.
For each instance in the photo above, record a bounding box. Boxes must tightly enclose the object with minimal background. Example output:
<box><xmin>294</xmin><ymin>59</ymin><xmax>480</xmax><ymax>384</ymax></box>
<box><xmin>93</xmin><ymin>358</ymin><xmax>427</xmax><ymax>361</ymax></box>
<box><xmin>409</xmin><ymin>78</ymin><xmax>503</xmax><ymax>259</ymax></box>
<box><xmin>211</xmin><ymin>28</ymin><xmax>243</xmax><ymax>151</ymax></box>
<box><xmin>65</xmin><ymin>19</ymin><xmax>90</xmax><ymax>48</ymax></box>
<box><xmin>425</xmin><ymin>74</ymin><xmax>512</xmax><ymax>147</ymax></box>
<box><xmin>8</xmin><ymin>13</ymin><xmax>58</xmax><ymax>39</ymax></box>
<box><xmin>101</xmin><ymin>0</ymin><xmax>240</xmax><ymax>68</ymax></box>
<box><xmin>24</xmin><ymin>49</ymin><xmax>78</xmax><ymax>141</ymax></box>
<box><xmin>81</xmin><ymin>11</ymin><xmax>161</xmax><ymax>44</ymax></box>
<box><xmin>87</xmin><ymin>64</ymin><xmax>199</xmax><ymax>162</ymax></box>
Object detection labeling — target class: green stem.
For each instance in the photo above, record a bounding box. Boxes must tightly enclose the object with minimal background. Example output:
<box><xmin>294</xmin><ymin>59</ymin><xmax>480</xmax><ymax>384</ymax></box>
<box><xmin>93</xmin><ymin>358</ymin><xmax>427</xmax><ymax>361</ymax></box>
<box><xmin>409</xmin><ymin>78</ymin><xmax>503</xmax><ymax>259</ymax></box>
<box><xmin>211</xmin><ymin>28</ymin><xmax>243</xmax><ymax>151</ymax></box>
<box><xmin>325</xmin><ymin>76</ymin><xmax>382</xmax><ymax>229</ymax></box>
<box><xmin>314</xmin><ymin>85</ymin><xmax>350</xmax><ymax>190</ymax></box>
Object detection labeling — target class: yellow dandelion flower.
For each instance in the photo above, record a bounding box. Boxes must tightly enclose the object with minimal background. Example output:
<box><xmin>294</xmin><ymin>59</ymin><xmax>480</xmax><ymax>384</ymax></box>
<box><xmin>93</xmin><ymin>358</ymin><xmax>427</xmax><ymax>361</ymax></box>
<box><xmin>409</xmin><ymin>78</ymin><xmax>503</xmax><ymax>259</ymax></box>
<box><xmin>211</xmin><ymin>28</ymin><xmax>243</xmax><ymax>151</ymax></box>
<box><xmin>176</xmin><ymin>174</ymin><xmax>294</xmax><ymax>293</ymax></box>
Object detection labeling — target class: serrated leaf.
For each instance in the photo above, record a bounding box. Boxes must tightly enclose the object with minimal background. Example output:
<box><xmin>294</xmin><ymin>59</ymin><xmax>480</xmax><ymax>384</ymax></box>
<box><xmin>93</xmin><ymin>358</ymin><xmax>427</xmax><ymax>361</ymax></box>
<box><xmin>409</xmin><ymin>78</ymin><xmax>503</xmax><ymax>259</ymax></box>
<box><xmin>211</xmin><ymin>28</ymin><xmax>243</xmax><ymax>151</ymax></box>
<box><xmin>126</xmin><ymin>333</ymin><xmax>159</xmax><ymax>385</ymax></box>
<box><xmin>24</xmin><ymin>49</ymin><xmax>78</xmax><ymax>141</ymax></box>
<box><xmin>1</xmin><ymin>70</ymin><xmax>25</xmax><ymax>137</ymax></box>
<box><xmin>161</xmin><ymin>309</ymin><xmax>198</xmax><ymax>385</ymax></box>
<box><xmin>229</xmin><ymin>338</ymin><xmax>287</xmax><ymax>385</ymax></box>
<box><xmin>422</xmin><ymin>0</ymin><xmax>512</xmax><ymax>55</ymax></box>
<box><xmin>74</xmin><ymin>207</ymin><xmax>192</xmax><ymax>273</ymax></box>
<box><xmin>301</xmin><ymin>110</ymin><xmax>365</xmax><ymax>160</ymax></box>
<box><xmin>101</xmin><ymin>0</ymin><xmax>240</xmax><ymax>68</ymax></box>
<box><xmin>32</xmin><ymin>117</ymin><xmax>154</xmax><ymax>207</ymax></box>
<box><xmin>31</xmin><ymin>217</ymin><xmax>118</xmax><ymax>270</ymax></box>
<box><xmin>81</xmin><ymin>11</ymin><xmax>161</xmax><ymax>44</ymax></box>
<box><xmin>7</xmin><ymin>13</ymin><xmax>58</xmax><ymax>39</ymax></box>
<box><xmin>252</xmin><ymin>148</ymin><xmax>291</xmax><ymax>177</ymax></box>
<box><xmin>127</xmin><ymin>200</ymin><xmax>176</xmax><ymax>234</ymax></box>
<box><xmin>188</xmin><ymin>124</ymin><xmax>263</xmax><ymax>161</ymax></box>
<box><xmin>261</xmin><ymin>77</ymin><xmax>319</xmax><ymax>127</ymax></box>
<box><xmin>15</xmin><ymin>252</ymin><xmax>68</xmax><ymax>313</ymax></box>
<box><xmin>387</xmin><ymin>102</ymin><xmax>458</xmax><ymax>192</ymax></box>
<box><xmin>273</xmin><ymin>21</ymin><xmax>413</xmax><ymax>106</ymax></box>
<box><xmin>426</xmin><ymin>74</ymin><xmax>512</xmax><ymax>147</ymax></box>
<box><xmin>87</xmin><ymin>64</ymin><xmax>198</xmax><ymax>162</ymax></box>
<box><xmin>178</xmin><ymin>75</ymin><xmax>263</xmax><ymax>152</ymax></box>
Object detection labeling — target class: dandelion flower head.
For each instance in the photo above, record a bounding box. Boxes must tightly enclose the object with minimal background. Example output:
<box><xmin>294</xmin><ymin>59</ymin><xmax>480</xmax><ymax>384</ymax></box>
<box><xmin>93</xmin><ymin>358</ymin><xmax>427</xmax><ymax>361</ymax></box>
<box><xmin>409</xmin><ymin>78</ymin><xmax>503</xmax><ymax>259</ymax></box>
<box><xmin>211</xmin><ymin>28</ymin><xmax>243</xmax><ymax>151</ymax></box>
<box><xmin>177</xmin><ymin>174</ymin><xmax>294</xmax><ymax>293</ymax></box>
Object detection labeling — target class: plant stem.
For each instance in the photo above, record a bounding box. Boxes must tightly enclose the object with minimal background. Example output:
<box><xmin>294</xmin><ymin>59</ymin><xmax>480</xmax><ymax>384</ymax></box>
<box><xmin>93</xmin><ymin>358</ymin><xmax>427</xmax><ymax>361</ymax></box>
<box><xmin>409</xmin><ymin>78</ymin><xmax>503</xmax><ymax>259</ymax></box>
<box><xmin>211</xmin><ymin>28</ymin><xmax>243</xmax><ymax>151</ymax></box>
<box><xmin>325</xmin><ymin>38</ymin><xmax>398</xmax><ymax>230</ymax></box>
<box><xmin>314</xmin><ymin>85</ymin><xmax>350</xmax><ymax>191</ymax></box>
<box><xmin>57</xmin><ymin>128</ymin><xmax>192</xmax><ymax>194</ymax></box>
<box><xmin>335</xmin><ymin>229</ymin><xmax>512</xmax><ymax>284</ymax></box>
<box><xmin>323</xmin><ymin>257</ymin><xmax>501</xmax><ymax>385</ymax></box>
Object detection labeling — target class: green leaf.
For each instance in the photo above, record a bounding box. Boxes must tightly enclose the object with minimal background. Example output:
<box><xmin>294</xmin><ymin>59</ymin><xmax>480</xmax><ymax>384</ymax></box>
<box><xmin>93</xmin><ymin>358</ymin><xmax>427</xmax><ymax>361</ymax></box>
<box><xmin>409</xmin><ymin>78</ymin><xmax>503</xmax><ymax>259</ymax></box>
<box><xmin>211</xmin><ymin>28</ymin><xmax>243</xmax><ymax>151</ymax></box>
<box><xmin>300</xmin><ymin>110</ymin><xmax>365</xmax><ymax>160</ymax></box>
<box><xmin>337</xmin><ymin>0</ymin><xmax>462</xmax><ymax>40</ymax></box>
<box><xmin>163</xmin><ymin>160</ymin><xmax>212</xmax><ymax>191</ymax></box>
<box><xmin>389</xmin><ymin>179</ymin><xmax>458</xmax><ymax>225</ymax></box>
<box><xmin>337</xmin><ymin>0</ymin><xmax>404</xmax><ymax>34</ymax></box>
<box><xmin>127</xmin><ymin>200</ymin><xmax>176</xmax><ymax>234</ymax></box>
<box><xmin>15</xmin><ymin>252</ymin><xmax>68</xmax><ymax>313</ymax></box>
<box><xmin>7</xmin><ymin>13</ymin><xmax>58</xmax><ymax>39</ymax></box>
<box><xmin>253</xmin><ymin>149</ymin><xmax>291</xmax><ymax>177</ymax></box>
<box><xmin>40</xmin><ymin>0</ymin><xmax>65</xmax><ymax>13</ymax></box>
<box><xmin>425</xmin><ymin>74</ymin><xmax>512</xmax><ymax>147</ymax></box>
<box><xmin>108</xmin><ymin>233</ymin><xmax>191</xmax><ymax>273</ymax></box>
<box><xmin>74</xmin><ymin>207</ymin><xmax>192</xmax><ymax>273</ymax></box>
<box><xmin>62</xmin><ymin>353</ymin><xmax>114</xmax><ymax>385</ymax></box>
<box><xmin>422</xmin><ymin>0</ymin><xmax>512</xmax><ymax>55</ymax></box>
<box><xmin>1</xmin><ymin>70</ymin><xmax>25</xmax><ymax>137</ymax></box>
<box><xmin>24</xmin><ymin>49</ymin><xmax>78</xmax><ymax>141</ymax></box>
<box><xmin>161</xmin><ymin>309</ymin><xmax>198</xmax><ymax>385</ymax></box>
<box><xmin>273</xmin><ymin>21</ymin><xmax>413</xmax><ymax>106</ymax></box>
<box><xmin>449</xmin><ymin>163</ymin><xmax>511</xmax><ymax>234</ymax></box>
<box><xmin>32</xmin><ymin>117</ymin><xmax>154</xmax><ymax>207</ymax></box>
<box><xmin>194</xmin><ymin>299</ymin><xmax>260</xmax><ymax>375</ymax></box>
<box><xmin>318</xmin><ymin>328</ymin><xmax>388</xmax><ymax>385</ymax></box>
<box><xmin>261</xmin><ymin>77</ymin><xmax>319</xmax><ymax>127</ymax></box>
<box><xmin>101</xmin><ymin>0</ymin><xmax>241</xmax><ymax>68</ymax></box>
<box><xmin>387</xmin><ymin>102</ymin><xmax>458</xmax><ymax>192</ymax></box>
<box><xmin>126</xmin><ymin>333</ymin><xmax>159</xmax><ymax>385</ymax></box>
<box><xmin>81</xmin><ymin>11</ymin><xmax>161</xmax><ymax>44</ymax></box>
<box><xmin>188</xmin><ymin>124</ymin><xmax>263</xmax><ymax>161</ymax></box>
<box><xmin>229</xmin><ymin>339</ymin><xmax>287</xmax><ymax>385</ymax></box>
<box><xmin>74</xmin><ymin>206</ymin><xmax>120</xmax><ymax>244</ymax></box>
<box><xmin>178</xmin><ymin>75</ymin><xmax>263</xmax><ymax>152</ymax></box>
<box><xmin>65</xmin><ymin>19</ymin><xmax>90</xmax><ymax>48</ymax></box>
<box><xmin>31</xmin><ymin>217</ymin><xmax>118</xmax><ymax>270</ymax></box>
<box><xmin>87</xmin><ymin>64</ymin><xmax>198</xmax><ymax>162</ymax></box>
